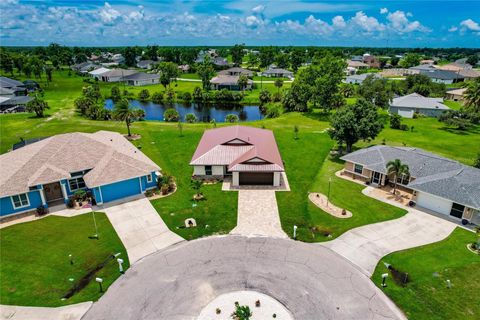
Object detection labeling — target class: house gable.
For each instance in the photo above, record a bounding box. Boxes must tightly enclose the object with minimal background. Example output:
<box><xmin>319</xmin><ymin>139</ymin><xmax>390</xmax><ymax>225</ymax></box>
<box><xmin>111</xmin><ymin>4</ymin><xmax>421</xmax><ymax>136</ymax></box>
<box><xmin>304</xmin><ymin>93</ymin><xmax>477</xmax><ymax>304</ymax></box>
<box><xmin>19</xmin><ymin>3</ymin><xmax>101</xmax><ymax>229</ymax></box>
<box><xmin>242</xmin><ymin>156</ymin><xmax>271</xmax><ymax>164</ymax></box>
<box><xmin>223</xmin><ymin>138</ymin><xmax>251</xmax><ymax>145</ymax></box>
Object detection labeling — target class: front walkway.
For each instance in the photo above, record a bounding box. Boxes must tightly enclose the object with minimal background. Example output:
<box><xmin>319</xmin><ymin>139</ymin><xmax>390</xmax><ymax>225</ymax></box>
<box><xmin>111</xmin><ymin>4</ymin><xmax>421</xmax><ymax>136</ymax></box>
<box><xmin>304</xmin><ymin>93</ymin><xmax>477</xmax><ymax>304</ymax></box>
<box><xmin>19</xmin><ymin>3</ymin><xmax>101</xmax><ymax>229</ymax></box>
<box><xmin>0</xmin><ymin>302</ymin><xmax>92</xmax><ymax>320</ymax></box>
<box><xmin>99</xmin><ymin>196</ymin><xmax>184</xmax><ymax>264</ymax></box>
<box><xmin>230</xmin><ymin>190</ymin><xmax>287</xmax><ymax>238</ymax></box>
<box><xmin>322</xmin><ymin>208</ymin><xmax>456</xmax><ymax>276</ymax></box>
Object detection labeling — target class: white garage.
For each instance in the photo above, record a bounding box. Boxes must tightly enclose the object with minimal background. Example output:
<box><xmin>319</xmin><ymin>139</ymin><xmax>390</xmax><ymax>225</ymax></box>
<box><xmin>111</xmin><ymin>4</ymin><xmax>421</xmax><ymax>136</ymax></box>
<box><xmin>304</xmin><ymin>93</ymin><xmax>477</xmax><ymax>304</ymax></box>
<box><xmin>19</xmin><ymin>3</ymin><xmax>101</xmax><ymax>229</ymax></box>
<box><xmin>416</xmin><ymin>192</ymin><xmax>452</xmax><ymax>216</ymax></box>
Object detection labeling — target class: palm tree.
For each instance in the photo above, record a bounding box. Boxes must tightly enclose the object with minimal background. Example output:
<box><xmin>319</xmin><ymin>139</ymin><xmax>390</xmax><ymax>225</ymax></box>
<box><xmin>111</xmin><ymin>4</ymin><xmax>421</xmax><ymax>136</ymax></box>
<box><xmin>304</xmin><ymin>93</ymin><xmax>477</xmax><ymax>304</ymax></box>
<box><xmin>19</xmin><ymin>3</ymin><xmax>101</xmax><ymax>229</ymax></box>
<box><xmin>464</xmin><ymin>78</ymin><xmax>480</xmax><ymax>113</ymax></box>
<box><xmin>274</xmin><ymin>78</ymin><xmax>284</xmax><ymax>93</ymax></box>
<box><xmin>113</xmin><ymin>98</ymin><xmax>144</xmax><ymax>137</ymax></box>
<box><xmin>386</xmin><ymin>159</ymin><xmax>410</xmax><ymax>195</ymax></box>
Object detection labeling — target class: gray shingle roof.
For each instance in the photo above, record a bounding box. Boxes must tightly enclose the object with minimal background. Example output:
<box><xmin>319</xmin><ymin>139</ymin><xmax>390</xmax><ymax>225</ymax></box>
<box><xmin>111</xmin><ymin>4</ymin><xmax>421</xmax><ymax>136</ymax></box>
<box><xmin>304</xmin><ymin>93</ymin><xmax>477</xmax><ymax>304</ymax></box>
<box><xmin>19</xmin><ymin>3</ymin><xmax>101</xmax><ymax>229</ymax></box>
<box><xmin>419</xmin><ymin>69</ymin><xmax>464</xmax><ymax>80</ymax></box>
<box><xmin>0</xmin><ymin>77</ymin><xmax>25</xmax><ymax>89</ymax></box>
<box><xmin>123</xmin><ymin>72</ymin><xmax>159</xmax><ymax>81</ymax></box>
<box><xmin>390</xmin><ymin>93</ymin><xmax>449</xmax><ymax>110</ymax></box>
<box><xmin>340</xmin><ymin>145</ymin><xmax>480</xmax><ymax>209</ymax></box>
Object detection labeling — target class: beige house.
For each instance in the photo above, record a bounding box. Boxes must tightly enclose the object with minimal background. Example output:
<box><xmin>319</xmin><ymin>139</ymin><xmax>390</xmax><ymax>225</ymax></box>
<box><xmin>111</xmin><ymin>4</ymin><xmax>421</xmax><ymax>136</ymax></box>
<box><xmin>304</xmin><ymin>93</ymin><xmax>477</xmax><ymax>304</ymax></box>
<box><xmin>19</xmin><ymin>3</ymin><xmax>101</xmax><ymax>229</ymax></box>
<box><xmin>445</xmin><ymin>88</ymin><xmax>467</xmax><ymax>102</ymax></box>
<box><xmin>341</xmin><ymin>145</ymin><xmax>480</xmax><ymax>224</ymax></box>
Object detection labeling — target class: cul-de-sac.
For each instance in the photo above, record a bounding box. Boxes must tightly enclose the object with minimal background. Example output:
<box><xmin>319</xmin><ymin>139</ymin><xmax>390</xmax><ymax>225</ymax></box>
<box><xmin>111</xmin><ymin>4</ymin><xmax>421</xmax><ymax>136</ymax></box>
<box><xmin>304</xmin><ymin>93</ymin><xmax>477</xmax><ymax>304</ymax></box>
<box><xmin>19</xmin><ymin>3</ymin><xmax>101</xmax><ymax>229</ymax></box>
<box><xmin>0</xmin><ymin>1</ymin><xmax>479</xmax><ymax>320</ymax></box>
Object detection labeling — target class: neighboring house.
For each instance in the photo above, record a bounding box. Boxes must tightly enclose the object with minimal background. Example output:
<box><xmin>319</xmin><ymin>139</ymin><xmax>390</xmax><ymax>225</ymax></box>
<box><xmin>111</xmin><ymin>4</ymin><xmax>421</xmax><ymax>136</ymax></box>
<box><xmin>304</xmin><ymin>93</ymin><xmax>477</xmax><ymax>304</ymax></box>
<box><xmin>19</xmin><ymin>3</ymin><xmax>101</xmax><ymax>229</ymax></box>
<box><xmin>347</xmin><ymin>60</ymin><xmax>369</xmax><ymax>69</ymax></box>
<box><xmin>210</xmin><ymin>75</ymin><xmax>253</xmax><ymax>91</ymax></box>
<box><xmin>137</xmin><ymin>60</ymin><xmax>155</xmax><ymax>69</ymax></box>
<box><xmin>409</xmin><ymin>64</ymin><xmax>437</xmax><ymax>72</ymax></box>
<box><xmin>190</xmin><ymin>126</ymin><xmax>285</xmax><ymax>187</ymax></box>
<box><xmin>344</xmin><ymin>73</ymin><xmax>381</xmax><ymax>85</ymax></box>
<box><xmin>457</xmin><ymin>69</ymin><xmax>480</xmax><ymax>80</ymax></box>
<box><xmin>111</xmin><ymin>53</ymin><xmax>125</xmax><ymax>64</ymax></box>
<box><xmin>445</xmin><ymin>88</ymin><xmax>467</xmax><ymax>101</ymax></box>
<box><xmin>218</xmin><ymin>67</ymin><xmax>254</xmax><ymax>77</ymax></box>
<box><xmin>261</xmin><ymin>68</ymin><xmax>294</xmax><ymax>78</ymax></box>
<box><xmin>0</xmin><ymin>131</ymin><xmax>160</xmax><ymax>218</ymax></box>
<box><xmin>0</xmin><ymin>96</ymin><xmax>33</xmax><ymax>113</ymax></box>
<box><xmin>123</xmin><ymin>72</ymin><xmax>160</xmax><ymax>86</ymax></box>
<box><xmin>100</xmin><ymin>69</ymin><xmax>138</xmax><ymax>82</ymax></box>
<box><xmin>420</xmin><ymin>59</ymin><xmax>435</xmax><ymax>65</ymax></box>
<box><xmin>178</xmin><ymin>64</ymin><xmax>190</xmax><ymax>73</ymax></box>
<box><xmin>340</xmin><ymin>145</ymin><xmax>480</xmax><ymax>224</ymax></box>
<box><xmin>88</xmin><ymin>67</ymin><xmax>111</xmax><ymax>80</ymax></box>
<box><xmin>351</xmin><ymin>55</ymin><xmax>363</xmax><ymax>62</ymax></box>
<box><xmin>0</xmin><ymin>77</ymin><xmax>27</xmax><ymax>96</ymax></box>
<box><xmin>438</xmin><ymin>62</ymin><xmax>473</xmax><ymax>72</ymax></box>
<box><xmin>362</xmin><ymin>54</ymin><xmax>381</xmax><ymax>68</ymax></box>
<box><xmin>389</xmin><ymin>93</ymin><xmax>449</xmax><ymax>118</ymax></box>
<box><xmin>71</xmin><ymin>62</ymin><xmax>99</xmax><ymax>74</ymax></box>
<box><xmin>419</xmin><ymin>69</ymin><xmax>465</xmax><ymax>84</ymax></box>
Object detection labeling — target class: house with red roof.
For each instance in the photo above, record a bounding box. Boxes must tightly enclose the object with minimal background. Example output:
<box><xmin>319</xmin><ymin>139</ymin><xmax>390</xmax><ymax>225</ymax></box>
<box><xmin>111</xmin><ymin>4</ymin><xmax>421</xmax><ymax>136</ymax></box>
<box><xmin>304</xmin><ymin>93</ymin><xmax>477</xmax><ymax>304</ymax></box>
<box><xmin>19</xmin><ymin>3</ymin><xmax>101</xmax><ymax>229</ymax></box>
<box><xmin>190</xmin><ymin>126</ymin><xmax>285</xmax><ymax>186</ymax></box>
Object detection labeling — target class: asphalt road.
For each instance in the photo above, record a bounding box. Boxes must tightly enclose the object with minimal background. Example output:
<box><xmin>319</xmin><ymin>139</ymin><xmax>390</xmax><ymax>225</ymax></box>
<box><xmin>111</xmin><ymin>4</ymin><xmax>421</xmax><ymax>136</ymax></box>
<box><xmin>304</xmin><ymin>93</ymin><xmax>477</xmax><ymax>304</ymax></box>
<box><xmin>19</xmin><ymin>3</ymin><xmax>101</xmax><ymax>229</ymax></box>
<box><xmin>83</xmin><ymin>236</ymin><xmax>406</xmax><ymax>320</ymax></box>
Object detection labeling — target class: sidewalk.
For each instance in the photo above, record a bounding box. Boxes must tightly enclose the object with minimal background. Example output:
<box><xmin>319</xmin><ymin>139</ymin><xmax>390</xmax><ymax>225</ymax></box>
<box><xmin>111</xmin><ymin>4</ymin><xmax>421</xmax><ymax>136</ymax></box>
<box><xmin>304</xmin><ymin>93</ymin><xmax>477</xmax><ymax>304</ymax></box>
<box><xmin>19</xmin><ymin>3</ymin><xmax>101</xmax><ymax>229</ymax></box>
<box><xmin>0</xmin><ymin>302</ymin><xmax>92</xmax><ymax>320</ymax></box>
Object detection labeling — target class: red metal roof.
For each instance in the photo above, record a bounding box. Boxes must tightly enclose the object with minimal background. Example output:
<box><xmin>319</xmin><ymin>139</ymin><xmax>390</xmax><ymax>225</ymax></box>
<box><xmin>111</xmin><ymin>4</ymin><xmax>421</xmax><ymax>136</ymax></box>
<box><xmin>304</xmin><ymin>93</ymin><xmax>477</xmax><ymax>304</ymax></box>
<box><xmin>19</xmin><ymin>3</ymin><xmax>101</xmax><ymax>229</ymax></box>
<box><xmin>190</xmin><ymin>126</ymin><xmax>284</xmax><ymax>172</ymax></box>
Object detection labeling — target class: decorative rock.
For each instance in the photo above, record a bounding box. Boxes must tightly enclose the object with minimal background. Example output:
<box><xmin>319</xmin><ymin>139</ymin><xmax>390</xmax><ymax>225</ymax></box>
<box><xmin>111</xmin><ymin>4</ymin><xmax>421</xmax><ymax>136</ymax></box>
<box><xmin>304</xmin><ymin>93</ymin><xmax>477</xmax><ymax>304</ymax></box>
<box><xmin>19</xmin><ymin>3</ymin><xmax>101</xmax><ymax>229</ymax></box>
<box><xmin>185</xmin><ymin>218</ymin><xmax>197</xmax><ymax>228</ymax></box>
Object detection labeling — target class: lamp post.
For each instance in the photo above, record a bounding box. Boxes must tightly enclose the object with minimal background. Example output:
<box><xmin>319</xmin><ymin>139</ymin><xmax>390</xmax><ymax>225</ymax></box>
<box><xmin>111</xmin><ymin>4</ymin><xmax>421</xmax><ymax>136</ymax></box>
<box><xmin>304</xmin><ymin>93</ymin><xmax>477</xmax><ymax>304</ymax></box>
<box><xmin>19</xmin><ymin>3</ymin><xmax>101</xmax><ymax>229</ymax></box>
<box><xmin>95</xmin><ymin>277</ymin><xmax>104</xmax><ymax>292</ymax></box>
<box><xmin>92</xmin><ymin>211</ymin><xmax>99</xmax><ymax>239</ymax></box>
<box><xmin>117</xmin><ymin>258</ymin><xmax>124</xmax><ymax>274</ymax></box>
<box><xmin>293</xmin><ymin>225</ymin><xmax>297</xmax><ymax>240</ymax></box>
<box><xmin>69</xmin><ymin>254</ymin><xmax>73</xmax><ymax>265</ymax></box>
<box><xmin>327</xmin><ymin>177</ymin><xmax>332</xmax><ymax>207</ymax></box>
<box><xmin>381</xmin><ymin>273</ymin><xmax>388</xmax><ymax>287</ymax></box>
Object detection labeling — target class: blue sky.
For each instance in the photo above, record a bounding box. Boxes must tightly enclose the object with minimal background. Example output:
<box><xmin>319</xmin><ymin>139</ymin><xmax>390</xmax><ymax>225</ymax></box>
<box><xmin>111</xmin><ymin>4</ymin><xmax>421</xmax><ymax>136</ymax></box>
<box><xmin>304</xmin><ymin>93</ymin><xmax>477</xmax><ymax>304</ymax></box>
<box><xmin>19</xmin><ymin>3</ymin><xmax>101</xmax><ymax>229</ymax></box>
<box><xmin>1</xmin><ymin>0</ymin><xmax>479</xmax><ymax>47</ymax></box>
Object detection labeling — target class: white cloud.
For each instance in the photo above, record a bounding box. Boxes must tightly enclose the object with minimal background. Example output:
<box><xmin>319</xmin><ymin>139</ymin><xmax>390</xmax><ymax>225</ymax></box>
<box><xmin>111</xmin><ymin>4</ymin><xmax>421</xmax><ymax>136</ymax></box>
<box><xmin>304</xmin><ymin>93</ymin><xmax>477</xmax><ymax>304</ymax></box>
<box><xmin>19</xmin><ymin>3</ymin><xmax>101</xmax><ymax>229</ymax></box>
<box><xmin>252</xmin><ymin>5</ymin><xmax>265</xmax><ymax>13</ymax></box>
<box><xmin>351</xmin><ymin>11</ymin><xmax>385</xmax><ymax>32</ymax></box>
<box><xmin>386</xmin><ymin>10</ymin><xmax>428</xmax><ymax>33</ymax></box>
<box><xmin>245</xmin><ymin>15</ymin><xmax>264</xmax><ymax>27</ymax></box>
<box><xmin>448</xmin><ymin>26</ymin><xmax>458</xmax><ymax>32</ymax></box>
<box><xmin>460</xmin><ymin>19</ymin><xmax>480</xmax><ymax>31</ymax></box>
<box><xmin>99</xmin><ymin>2</ymin><xmax>121</xmax><ymax>24</ymax></box>
<box><xmin>380</xmin><ymin>8</ymin><xmax>388</xmax><ymax>14</ymax></box>
<box><xmin>332</xmin><ymin>15</ymin><xmax>346</xmax><ymax>28</ymax></box>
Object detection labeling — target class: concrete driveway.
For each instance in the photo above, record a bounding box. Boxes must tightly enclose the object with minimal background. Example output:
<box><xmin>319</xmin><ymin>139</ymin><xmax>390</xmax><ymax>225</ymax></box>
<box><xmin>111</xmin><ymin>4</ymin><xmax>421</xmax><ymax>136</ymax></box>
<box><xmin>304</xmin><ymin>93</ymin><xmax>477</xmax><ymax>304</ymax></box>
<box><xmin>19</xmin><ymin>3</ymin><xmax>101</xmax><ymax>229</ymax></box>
<box><xmin>230</xmin><ymin>190</ymin><xmax>287</xmax><ymax>238</ymax></box>
<box><xmin>84</xmin><ymin>236</ymin><xmax>406</xmax><ymax>320</ymax></box>
<box><xmin>100</xmin><ymin>196</ymin><xmax>184</xmax><ymax>264</ymax></box>
<box><xmin>322</xmin><ymin>210</ymin><xmax>456</xmax><ymax>276</ymax></box>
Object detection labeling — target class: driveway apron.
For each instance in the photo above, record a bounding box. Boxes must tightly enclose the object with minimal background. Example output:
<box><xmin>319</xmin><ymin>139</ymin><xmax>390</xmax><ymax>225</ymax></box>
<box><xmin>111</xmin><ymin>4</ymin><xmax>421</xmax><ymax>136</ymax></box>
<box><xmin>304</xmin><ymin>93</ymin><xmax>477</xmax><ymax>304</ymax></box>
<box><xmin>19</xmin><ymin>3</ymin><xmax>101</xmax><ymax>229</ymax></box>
<box><xmin>231</xmin><ymin>190</ymin><xmax>287</xmax><ymax>238</ymax></box>
<box><xmin>100</xmin><ymin>196</ymin><xmax>184</xmax><ymax>264</ymax></box>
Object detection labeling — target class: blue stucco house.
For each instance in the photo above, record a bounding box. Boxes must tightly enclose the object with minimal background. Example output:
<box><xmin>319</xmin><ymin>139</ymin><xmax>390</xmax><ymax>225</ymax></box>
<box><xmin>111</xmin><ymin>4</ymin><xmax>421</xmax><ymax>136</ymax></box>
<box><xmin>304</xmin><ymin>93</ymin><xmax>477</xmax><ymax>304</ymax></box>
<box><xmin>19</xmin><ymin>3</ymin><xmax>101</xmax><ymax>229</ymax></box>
<box><xmin>0</xmin><ymin>131</ymin><xmax>160</xmax><ymax>218</ymax></box>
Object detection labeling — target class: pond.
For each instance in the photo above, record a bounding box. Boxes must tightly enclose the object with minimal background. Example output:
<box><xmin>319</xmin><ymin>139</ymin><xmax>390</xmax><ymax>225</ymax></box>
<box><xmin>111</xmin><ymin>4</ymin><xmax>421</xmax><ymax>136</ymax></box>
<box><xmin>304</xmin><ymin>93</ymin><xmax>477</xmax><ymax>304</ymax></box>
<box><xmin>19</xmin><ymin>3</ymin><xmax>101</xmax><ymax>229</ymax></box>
<box><xmin>104</xmin><ymin>99</ymin><xmax>264</xmax><ymax>122</ymax></box>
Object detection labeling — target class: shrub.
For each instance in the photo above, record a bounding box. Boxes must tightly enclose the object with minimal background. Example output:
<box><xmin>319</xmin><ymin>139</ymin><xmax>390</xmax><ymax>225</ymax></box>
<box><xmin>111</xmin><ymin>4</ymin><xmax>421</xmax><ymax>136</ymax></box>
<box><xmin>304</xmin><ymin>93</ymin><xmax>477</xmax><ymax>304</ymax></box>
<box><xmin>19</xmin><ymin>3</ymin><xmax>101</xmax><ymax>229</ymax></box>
<box><xmin>225</xmin><ymin>114</ymin><xmax>239</xmax><ymax>123</ymax></box>
<box><xmin>36</xmin><ymin>206</ymin><xmax>48</xmax><ymax>216</ymax></box>
<box><xmin>262</xmin><ymin>102</ymin><xmax>283</xmax><ymax>119</ymax></box>
<box><xmin>164</xmin><ymin>108</ymin><xmax>180</xmax><ymax>122</ymax></box>
<box><xmin>111</xmin><ymin>86</ymin><xmax>121</xmax><ymax>102</ymax></box>
<box><xmin>272</xmin><ymin>91</ymin><xmax>283</xmax><ymax>102</ymax></box>
<box><xmin>193</xmin><ymin>87</ymin><xmax>203</xmax><ymax>101</ymax></box>
<box><xmin>389</xmin><ymin>114</ymin><xmax>402</xmax><ymax>129</ymax></box>
<box><xmin>138</xmin><ymin>89</ymin><xmax>150</xmax><ymax>102</ymax></box>
<box><xmin>165</xmin><ymin>88</ymin><xmax>176</xmax><ymax>104</ymax></box>
<box><xmin>399</xmin><ymin>124</ymin><xmax>409</xmax><ymax>131</ymax></box>
<box><xmin>185</xmin><ymin>113</ymin><xmax>197</xmax><ymax>123</ymax></box>
<box><xmin>151</xmin><ymin>92</ymin><xmax>164</xmax><ymax>104</ymax></box>
<box><xmin>182</xmin><ymin>92</ymin><xmax>192</xmax><ymax>102</ymax></box>
<box><xmin>66</xmin><ymin>198</ymin><xmax>74</xmax><ymax>208</ymax></box>
<box><xmin>74</xmin><ymin>189</ymin><xmax>87</xmax><ymax>201</ymax></box>
<box><xmin>259</xmin><ymin>89</ymin><xmax>271</xmax><ymax>105</ymax></box>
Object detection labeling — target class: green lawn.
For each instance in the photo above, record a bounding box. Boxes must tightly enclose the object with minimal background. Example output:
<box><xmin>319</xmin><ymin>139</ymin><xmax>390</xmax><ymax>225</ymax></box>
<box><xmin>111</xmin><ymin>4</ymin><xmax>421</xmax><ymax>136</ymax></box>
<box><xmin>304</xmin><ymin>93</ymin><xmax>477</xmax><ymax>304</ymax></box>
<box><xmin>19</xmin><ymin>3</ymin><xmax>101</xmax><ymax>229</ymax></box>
<box><xmin>0</xmin><ymin>213</ymin><xmax>129</xmax><ymax>307</ymax></box>
<box><xmin>372</xmin><ymin>228</ymin><xmax>479</xmax><ymax>320</ymax></box>
<box><xmin>357</xmin><ymin>116</ymin><xmax>480</xmax><ymax>165</ymax></box>
<box><xmin>444</xmin><ymin>100</ymin><xmax>464</xmax><ymax>110</ymax></box>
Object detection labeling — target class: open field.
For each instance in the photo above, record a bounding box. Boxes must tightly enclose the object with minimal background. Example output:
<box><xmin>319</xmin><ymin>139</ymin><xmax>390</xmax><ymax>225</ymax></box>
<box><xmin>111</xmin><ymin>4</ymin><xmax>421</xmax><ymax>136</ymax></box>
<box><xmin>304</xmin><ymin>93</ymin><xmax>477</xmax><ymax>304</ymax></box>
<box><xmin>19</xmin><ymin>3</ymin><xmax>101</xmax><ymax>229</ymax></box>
<box><xmin>0</xmin><ymin>213</ymin><xmax>128</xmax><ymax>307</ymax></box>
<box><xmin>372</xmin><ymin>228</ymin><xmax>480</xmax><ymax>320</ymax></box>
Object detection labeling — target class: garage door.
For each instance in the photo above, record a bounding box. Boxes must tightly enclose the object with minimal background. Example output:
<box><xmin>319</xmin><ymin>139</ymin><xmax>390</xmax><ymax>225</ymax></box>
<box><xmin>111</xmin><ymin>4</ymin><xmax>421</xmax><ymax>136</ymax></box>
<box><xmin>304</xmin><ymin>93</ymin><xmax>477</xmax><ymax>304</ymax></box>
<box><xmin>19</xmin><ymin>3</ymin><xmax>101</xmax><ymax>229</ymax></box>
<box><xmin>239</xmin><ymin>172</ymin><xmax>273</xmax><ymax>185</ymax></box>
<box><xmin>398</xmin><ymin>109</ymin><xmax>414</xmax><ymax>118</ymax></box>
<box><xmin>416</xmin><ymin>192</ymin><xmax>452</xmax><ymax>215</ymax></box>
<box><xmin>101</xmin><ymin>177</ymin><xmax>142</xmax><ymax>203</ymax></box>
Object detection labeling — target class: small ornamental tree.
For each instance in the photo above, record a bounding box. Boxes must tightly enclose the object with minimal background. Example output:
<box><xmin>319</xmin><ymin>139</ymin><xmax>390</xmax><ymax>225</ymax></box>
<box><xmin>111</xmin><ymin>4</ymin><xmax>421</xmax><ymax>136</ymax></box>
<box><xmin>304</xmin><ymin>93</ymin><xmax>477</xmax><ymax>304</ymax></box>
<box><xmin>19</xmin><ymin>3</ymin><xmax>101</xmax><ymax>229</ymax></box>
<box><xmin>26</xmin><ymin>94</ymin><xmax>49</xmax><ymax>117</ymax></box>
<box><xmin>185</xmin><ymin>113</ymin><xmax>197</xmax><ymax>123</ymax></box>
<box><xmin>225</xmin><ymin>114</ymin><xmax>239</xmax><ymax>123</ymax></box>
<box><xmin>151</xmin><ymin>92</ymin><xmax>164</xmax><ymax>104</ymax></box>
<box><xmin>390</xmin><ymin>114</ymin><xmax>402</xmax><ymax>129</ymax></box>
<box><xmin>111</xmin><ymin>86</ymin><xmax>121</xmax><ymax>102</ymax></box>
<box><xmin>164</xmin><ymin>108</ymin><xmax>180</xmax><ymax>122</ymax></box>
<box><xmin>138</xmin><ymin>89</ymin><xmax>150</xmax><ymax>102</ymax></box>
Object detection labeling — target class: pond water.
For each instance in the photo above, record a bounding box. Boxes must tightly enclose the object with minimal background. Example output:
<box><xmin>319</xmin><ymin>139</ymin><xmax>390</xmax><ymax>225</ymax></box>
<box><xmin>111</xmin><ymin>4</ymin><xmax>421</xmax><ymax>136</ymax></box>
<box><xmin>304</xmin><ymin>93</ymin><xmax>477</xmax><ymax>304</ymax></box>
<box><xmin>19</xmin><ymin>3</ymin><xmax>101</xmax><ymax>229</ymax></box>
<box><xmin>104</xmin><ymin>99</ymin><xmax>264</xmax><ymax>122</ymax></box>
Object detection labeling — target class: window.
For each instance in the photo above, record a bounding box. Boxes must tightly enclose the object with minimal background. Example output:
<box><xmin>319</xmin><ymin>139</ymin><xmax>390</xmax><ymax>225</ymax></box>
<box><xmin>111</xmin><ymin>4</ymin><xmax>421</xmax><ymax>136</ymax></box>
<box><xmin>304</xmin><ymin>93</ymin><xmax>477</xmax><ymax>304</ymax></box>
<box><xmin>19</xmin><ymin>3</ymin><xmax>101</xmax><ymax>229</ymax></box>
<box><xmin>396</xmin><ymin>174</ymin><xmax>410</xmax><ymax>185</ymax></box>
<box><xmin>147</xmin><ymin>174</ymin><xmax>153</xmax><ymax>183</ymax></box>
<box><xmin>205</xmin><ymin>165</ymin><xmax>212</xmax><ymax>175</ymax></box>
<box><xmin>69</xmin><ymin>177</ymin><xmax>86</xmax><ymax>191</ymax></box>
<box><xmin>11</xmin><ymin>193</ymin><xmax>29</xmax><ymax>209</ymax></box>
<box><xmin>354</xmin><ymin>164</ymin><xmax>363</xmax><ymax>174</ymax></box>
<box><xmin>450</xmin><ymin>203</ymin><xmax>465</xmax><ymax>219</ymax></box>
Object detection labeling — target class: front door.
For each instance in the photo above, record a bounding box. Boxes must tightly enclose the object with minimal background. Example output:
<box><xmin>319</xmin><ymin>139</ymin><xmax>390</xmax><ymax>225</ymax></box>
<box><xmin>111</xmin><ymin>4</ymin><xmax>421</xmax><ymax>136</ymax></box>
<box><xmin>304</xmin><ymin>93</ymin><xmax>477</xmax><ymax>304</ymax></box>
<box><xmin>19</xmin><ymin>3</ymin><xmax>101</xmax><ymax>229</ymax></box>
<box><xmin>43</xmin><ymin>182</ymin><xmax>64</xmax><ymax>202</ymax></box>
<box><xmin>372</xmin><ymin>171</ymin><xmax>381</xmax><ymax>185</ymax></box>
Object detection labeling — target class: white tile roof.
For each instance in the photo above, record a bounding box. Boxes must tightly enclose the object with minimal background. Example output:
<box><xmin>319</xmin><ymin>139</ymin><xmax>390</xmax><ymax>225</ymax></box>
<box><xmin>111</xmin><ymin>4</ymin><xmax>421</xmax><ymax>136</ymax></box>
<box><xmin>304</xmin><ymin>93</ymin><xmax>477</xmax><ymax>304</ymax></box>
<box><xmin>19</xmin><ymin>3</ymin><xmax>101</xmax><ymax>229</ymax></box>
<box><xmin>0</xmin><ymin>131</ymin><xmax>160</xmax><ymax>197</ymax></box>
<box><xmin>391</xmin><ymin>93</ymin><xmax>449</xmax><ymax>110</ymax></box>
